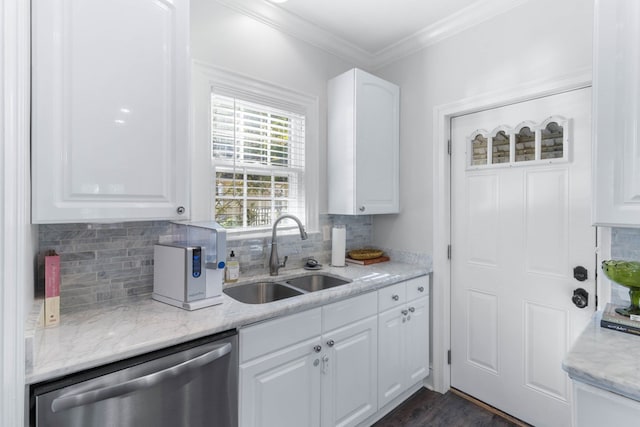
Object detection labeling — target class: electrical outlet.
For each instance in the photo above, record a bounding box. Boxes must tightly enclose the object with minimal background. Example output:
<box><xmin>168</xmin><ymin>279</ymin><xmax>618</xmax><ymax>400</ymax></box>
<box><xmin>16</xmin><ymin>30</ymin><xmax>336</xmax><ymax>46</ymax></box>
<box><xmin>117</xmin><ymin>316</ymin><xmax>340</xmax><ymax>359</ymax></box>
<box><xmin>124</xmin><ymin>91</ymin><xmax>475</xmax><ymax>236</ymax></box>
<box><xmin>323</xmin><ymin>225</ymin><xmax>331</xmax><ymax>241</ymax></box>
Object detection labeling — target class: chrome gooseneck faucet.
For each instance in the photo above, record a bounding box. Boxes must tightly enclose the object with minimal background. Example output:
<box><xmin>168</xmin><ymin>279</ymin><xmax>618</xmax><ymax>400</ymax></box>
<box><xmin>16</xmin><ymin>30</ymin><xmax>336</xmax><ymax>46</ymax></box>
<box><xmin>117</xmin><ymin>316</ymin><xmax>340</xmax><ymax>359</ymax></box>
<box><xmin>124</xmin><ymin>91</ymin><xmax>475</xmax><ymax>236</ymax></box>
<box><xmin>269</xmin><ymin>214</ymin><xmax>308</xmax><ymax>276</ymax></box>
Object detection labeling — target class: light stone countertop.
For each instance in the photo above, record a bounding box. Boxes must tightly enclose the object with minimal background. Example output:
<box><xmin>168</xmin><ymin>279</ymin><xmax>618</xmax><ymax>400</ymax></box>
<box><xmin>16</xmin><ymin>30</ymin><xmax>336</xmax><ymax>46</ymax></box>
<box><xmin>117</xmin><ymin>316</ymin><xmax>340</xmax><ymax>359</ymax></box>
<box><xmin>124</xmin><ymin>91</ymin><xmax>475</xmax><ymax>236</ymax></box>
<box><xmin>563</xmin><ymin>311</ymin><xmax>640</xmax><ymax>402</ymax></box>
<box><xmin>27</xmin><ymin>261</ymin><xmax>429</xmax><ymax>385</ymax></box>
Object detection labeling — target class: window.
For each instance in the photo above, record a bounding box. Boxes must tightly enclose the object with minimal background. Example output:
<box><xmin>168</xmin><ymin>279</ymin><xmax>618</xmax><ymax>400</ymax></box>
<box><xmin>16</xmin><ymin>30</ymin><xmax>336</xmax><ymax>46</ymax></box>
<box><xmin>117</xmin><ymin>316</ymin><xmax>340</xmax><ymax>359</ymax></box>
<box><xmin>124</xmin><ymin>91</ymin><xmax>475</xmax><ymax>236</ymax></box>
<box><xmin>467</xmin><ymin>116</ymin><xmax>569</xmax><ymax>168</ymax></box>
<box><xmin>211</xmin><ymin>95</ymin><xmax>306</xmax><ymax>229</ymax></box>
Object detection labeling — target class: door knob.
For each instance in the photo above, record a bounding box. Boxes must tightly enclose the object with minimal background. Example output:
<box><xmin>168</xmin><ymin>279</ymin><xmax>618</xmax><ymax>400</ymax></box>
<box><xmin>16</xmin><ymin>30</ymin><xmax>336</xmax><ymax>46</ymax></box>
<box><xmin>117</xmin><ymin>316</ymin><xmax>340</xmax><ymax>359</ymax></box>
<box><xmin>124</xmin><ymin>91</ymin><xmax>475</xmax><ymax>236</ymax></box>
<box><xmin>573</xmin><ymin>266</ymin><xmax>588</xmax><ymax>282</ymax></box>
<box><xmin>572</xmin><ymin>288</ymin><xmax>589</xmax><ymax>309</ymax></box>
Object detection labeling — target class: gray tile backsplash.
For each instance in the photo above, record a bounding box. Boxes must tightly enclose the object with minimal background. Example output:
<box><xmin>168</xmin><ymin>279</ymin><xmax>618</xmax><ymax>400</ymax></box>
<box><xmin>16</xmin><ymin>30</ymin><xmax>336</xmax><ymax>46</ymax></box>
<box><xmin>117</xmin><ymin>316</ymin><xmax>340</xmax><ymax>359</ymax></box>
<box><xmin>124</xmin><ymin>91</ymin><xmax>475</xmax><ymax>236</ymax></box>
<box><xmin>610</xmin><ymin>227</ymin><xmax>640</xmax><ymax>306</ymax></box>
<box><xmin>39</xmin><ymin>215</ymin><xmax>428</xmax><ymax>313</ymax></box>
<box><xmin>38</xmin><ymin>221</ymin><xmax>172</xmax><ymax>312</ymax></box>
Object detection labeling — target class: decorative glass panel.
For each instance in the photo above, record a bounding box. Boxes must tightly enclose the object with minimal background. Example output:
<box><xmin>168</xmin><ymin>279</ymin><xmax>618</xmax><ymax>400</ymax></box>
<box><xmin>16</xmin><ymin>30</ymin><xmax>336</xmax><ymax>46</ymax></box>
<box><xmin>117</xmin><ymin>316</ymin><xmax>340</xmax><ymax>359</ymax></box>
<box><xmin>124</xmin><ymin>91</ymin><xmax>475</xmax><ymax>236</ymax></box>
<box><xmin>515</xmin><ymin>127</ymin><xmax>535</xmax><ymax>162</ymax></box>
<box><xmin>541</xmin><ymin>122</ymin><xmax>563</xmax><ymax>160</ymax></box>
<box><xmin>492</xmin><ymin>131</ymin><xmax>510</xmax><ymax>164</ymax></box>
<box><xmin>471</xmin><ymin>134</ymin><xmax>488</xmax><ymax>166</ymax></box>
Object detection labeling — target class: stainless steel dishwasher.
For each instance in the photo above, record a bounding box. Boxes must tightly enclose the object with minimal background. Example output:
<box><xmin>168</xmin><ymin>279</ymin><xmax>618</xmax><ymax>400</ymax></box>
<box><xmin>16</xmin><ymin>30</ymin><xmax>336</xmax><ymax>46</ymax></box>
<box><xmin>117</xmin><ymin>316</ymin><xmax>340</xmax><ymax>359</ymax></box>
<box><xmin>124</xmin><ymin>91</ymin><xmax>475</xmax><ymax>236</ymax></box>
<box><xmin>31</xmin><ymin>329</ymin><xmax>238</xmax><ymax>427</ymax></box>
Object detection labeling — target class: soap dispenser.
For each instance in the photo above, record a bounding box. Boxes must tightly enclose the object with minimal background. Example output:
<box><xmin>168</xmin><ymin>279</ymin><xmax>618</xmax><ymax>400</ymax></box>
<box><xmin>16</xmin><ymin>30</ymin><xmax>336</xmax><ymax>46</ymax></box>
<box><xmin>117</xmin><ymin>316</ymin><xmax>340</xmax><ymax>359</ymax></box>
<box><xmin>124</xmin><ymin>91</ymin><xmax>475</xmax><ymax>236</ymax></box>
<box><xmin>225</xmin><ymin>251</ymin><xmax>240</xmax><ymax>283</ymax></box>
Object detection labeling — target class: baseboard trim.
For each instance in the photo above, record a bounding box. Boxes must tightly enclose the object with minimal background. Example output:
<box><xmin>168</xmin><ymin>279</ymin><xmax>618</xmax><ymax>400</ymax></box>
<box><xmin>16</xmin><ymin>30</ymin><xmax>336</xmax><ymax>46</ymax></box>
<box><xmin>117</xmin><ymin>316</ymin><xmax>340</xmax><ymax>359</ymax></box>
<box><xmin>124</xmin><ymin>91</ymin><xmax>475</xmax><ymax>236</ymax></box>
<box><xmin>357</xmin><ymin>382</ymin><xmax>425</xmax><ymax>427</ymax></box>
<box><xmin>450</xmin><ymin>387</ymin><xmax>531</xmax><ymax>427</ymax></box>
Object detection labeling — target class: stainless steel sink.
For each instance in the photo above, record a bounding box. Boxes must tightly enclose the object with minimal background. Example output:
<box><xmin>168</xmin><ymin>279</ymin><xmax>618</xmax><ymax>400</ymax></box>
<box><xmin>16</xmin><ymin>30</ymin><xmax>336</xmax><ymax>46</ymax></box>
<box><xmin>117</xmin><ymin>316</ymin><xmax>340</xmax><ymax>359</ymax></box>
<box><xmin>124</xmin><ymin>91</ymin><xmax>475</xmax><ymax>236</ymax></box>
<box><xmin>223</xmin><ymin>282</ymin><xmax>303</xmax><ymax>304</ymax></box>
<box><xmin>286</xmin><ymin>274</ymin><xmax>352</xmax><ymax>293</ymax></box>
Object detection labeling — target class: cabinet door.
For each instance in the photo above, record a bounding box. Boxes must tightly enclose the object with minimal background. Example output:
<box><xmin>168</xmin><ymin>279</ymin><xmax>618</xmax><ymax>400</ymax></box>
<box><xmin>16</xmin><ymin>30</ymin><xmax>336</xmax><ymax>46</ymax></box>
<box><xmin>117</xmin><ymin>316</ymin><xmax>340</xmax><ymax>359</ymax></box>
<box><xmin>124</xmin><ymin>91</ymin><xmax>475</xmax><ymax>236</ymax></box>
<box><xmin>32</xmin><ymin>0</ymin><xmax>189</xmax><ymax>223</ymax></box>
<box><xmin>405</xmin><ymin>296</ymin><xmax>430</xmax><ymax>385</ymax></box>
<box><xmin>240</xmin><ymin>338</ymin><xmax>322</xmax><ymax>427</ymax></box>
<box><xmin>574</xmin><ymin>381</ymin><xmax>640</xmax><ymax>427</ymax></box>
<box><xmin>354</xmin><ymin>70</ymin><xmax>400</xmax><ymax>215</ymax></box>
<box><xmin>377</xmin><ymin>306</ymin><xmax>405</xmax><ymax>408</ymax></box>
<box><xmin>592</xmin><ymin>0</ymin><xmax>640</xmax><ymax>226</ymax></box>
<box><xmin>321</xmin><ymin>316</ymin><xmax>377</xmax><ymax>427</ymax></box>
<box><xmin>328</xmin><ymin>69</ymin><xmax>399</xmax><ymax>215</ymax></box>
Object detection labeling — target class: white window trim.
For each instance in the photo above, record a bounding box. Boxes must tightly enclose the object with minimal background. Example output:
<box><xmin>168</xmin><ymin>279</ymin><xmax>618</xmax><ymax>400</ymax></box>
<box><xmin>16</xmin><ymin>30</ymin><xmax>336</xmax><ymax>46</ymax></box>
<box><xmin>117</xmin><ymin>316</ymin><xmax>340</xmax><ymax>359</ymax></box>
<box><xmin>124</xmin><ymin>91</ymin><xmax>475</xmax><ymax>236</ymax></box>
<box><xmin>191</xmin><ymin>61</ymin><xmax>319</xmax><ymax>235</ymax></box>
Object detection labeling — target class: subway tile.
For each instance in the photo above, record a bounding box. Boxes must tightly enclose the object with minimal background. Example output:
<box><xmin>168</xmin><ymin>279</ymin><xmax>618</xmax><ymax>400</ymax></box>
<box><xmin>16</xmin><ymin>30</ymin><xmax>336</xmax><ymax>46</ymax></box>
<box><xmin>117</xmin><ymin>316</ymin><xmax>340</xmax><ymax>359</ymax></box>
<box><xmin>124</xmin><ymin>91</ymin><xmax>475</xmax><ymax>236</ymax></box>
<box><xmin>39</xmin><ymin>215</ymin><xmax>375</xmax><ymax>312</ymax></box>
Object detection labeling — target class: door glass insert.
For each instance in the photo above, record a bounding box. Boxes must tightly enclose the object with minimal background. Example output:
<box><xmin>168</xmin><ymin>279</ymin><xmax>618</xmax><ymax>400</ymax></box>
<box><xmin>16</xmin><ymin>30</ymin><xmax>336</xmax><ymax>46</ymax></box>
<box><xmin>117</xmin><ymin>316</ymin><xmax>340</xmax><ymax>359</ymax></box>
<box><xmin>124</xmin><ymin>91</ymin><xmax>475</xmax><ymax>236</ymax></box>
<box><xmin>515</xmin><ymin>127</ymin><xmax>535</xmax><ymax>162</ymax></box>
<box><xmin>467</xmin><ymin>116</ymin><xmax>569</xmax><ymax>168</ymax></box>
<box><xmin>492</xmin><ymin>131</ymin><xmax>510</xmax><ymax>164</ymax></box>
<box><xmin>541</xmin><ymin>122</ymin><xmax>564</xmax><ymax>160</ymax></box>
<box><xmin>471</xmin><ymin>133</ymin><xmax>488</xmax><ymax>166</ymax></box>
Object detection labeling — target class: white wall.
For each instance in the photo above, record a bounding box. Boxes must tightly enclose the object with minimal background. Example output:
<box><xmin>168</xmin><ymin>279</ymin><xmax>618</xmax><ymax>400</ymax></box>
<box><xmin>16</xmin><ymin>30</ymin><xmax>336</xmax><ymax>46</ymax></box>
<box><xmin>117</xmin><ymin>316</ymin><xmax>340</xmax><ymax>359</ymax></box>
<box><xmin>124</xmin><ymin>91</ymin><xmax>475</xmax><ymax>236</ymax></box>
<box><xmin>190</xmin><ymin>0</ymin><xmax>358</xmax><ymax>216</ymax></box>
<box><xmin>373</xmin><ymin>0</ymin><xmax>594</xmax><ymax>254</ymax></box>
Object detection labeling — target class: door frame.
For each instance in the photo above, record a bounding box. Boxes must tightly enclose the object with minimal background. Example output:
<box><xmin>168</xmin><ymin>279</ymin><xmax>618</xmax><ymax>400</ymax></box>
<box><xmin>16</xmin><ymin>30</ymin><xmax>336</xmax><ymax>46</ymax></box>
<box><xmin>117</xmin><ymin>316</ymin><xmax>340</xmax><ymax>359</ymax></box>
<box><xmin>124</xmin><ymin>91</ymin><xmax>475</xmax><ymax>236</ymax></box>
<box><xmin>431</xmin><ymin>68</ymin><xmax>594</xmax><ymax>394</ymax></box>
<box><xmin>1</xmin><ymin>0</ymin><xmax>31</xmax><ymax>425</ymax></box>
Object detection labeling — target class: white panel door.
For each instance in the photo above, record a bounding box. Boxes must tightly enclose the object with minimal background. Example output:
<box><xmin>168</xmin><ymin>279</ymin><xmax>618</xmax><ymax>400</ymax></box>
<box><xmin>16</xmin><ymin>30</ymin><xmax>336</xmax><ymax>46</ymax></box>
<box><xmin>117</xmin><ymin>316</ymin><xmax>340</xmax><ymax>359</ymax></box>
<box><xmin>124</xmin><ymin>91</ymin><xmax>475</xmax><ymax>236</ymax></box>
<box><xmin>377</xmin><ymin>306</ymin><xmax>405</xmax><ymax>407</ymax></box>
<box><xmin>404</xmin><ymin>295</ymin><xmax>430</xmax><ymax>384</ymax></box>
<box><xmin>451</xmin><ymin>88</ymin><xmax>595</xmax><ymax>427</ymax></box>
<box><xmin>354</xmin><ymin>70</ymin><xmax>400</xmax><ymax>214</ymax></box>
<box><xmin>592</xmin><ymin>0</ymin><xmax>640</xmax><ymax>227</ymax></box>
<box><xmin>321</xmin><ymin>316</ymin><xmax>377</xmax><ymax>427</ymax></box>
<box><xmin>32</xmin><ymin>0</ymin><xmax>189</xmax><ymax>223</ymax></box>
<box><xmin>240</xmin><ymin>337</ymin><xmax>321</xmax><ymax>427</ymax></box>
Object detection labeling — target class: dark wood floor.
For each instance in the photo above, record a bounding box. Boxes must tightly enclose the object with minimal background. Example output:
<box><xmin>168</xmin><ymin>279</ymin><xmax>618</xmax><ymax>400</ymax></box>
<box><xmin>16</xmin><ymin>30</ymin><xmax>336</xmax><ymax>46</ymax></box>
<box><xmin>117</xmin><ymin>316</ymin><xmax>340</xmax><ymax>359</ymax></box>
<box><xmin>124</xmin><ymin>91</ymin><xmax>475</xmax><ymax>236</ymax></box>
<box><xmin>373</xmin><ymin>388</ymin><xmax>527</xmax><ymax>427</ymax></box>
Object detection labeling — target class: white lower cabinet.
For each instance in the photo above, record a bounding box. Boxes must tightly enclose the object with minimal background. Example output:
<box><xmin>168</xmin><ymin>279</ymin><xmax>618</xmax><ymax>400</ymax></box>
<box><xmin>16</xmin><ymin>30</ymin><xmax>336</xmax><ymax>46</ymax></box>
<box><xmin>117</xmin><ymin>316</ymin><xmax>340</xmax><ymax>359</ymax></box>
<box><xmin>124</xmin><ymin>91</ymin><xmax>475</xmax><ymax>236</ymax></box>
<box><xmin>239</xmin><ymin>308</ymin><xmax>322</xmax><ymax>427</ymax></box>
<box><xmin>573</xmin><ymin>380</ymin><xmax>640</xmax><ymax>426</ymax></box>
<box><xmin>378</xmin><ymin>277</ymin><xmax>430</xmax><ymax>408</ymax></box>
<box><xmin>321</xmin><ymin>297</ymin><xmax>378</xmax><ymax>427</ymax></box>
<box><xmin>239</xmin><ymin>292</ymin><xmax>378</xmax><ymax>427</ymax></box>
<box><xmin>239</xmin><ymin>275</ymin><xmax>429</xmax><ymax>427</ymax></box>
<box><xmin>240</xmin><ymin>337</ymin><xmax>322</xmax><ymax>427</ymax></box>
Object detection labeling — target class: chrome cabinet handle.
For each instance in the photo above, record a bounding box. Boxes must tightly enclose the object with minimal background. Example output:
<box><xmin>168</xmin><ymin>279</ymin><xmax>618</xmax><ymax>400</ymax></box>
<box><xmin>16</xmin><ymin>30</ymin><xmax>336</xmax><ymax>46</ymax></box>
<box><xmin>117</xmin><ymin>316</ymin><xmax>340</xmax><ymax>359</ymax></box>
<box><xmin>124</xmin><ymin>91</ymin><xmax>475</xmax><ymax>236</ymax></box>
<box><xmin>408</xmin><ymin>307</ymin><xmax>415</xmax><ymax>313</ymax></box>
<box><xmin>359</xmin><ymin>206</ymin><xmax>366</xmax><ymax>212</ymax></box>
<box><xmin>417</xmin><ymin>286</ymin><xmax>424</xmax><ymax>292</ymax></box>
<box><xmin>392</xmin><ymin>295</ymin><xmax>399</xmax><ymax>301</ymax></box>
<box><xmin>401</xmin><ymin>309</ymin><xmax>408</xmax><ymax>316</ymax></box>
<box><xmin>51</xmin><ymin>342</ymin><xmax>231</xmax><ymax>413</ymax></box>
<box><xmin>314</xmin><ymin>345</ymin><xmax>322</xmax><ymax>353</ymax></box>
<box><xmin>327</xmin><ymin>339</ymin><xmax>335</xmax><ymax>347</ymax></box>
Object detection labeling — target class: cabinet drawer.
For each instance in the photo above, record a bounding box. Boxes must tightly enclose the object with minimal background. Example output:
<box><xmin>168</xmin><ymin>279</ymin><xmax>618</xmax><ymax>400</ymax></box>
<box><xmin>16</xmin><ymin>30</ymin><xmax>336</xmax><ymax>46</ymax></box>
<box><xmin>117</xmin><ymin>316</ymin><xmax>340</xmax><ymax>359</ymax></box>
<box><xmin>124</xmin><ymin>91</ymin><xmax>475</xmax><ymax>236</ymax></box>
<box><xmin>240</xmin><ymin>308</ymin><xmax>321</xmax><ymax>362</ymax></box>
<box><xmin>378</xmin><ymin>282</ymin><xmax>406</xmax><ymax>312</ymax></box>
<box><xmin>406</xmin><ymin>276</ymin><xmax>429</xmax><ymax>301</ymax></box>
<box><xmin>322</xmin><ymin>291</ymin><xmax>377</xmax><ymax>331</ymax></box>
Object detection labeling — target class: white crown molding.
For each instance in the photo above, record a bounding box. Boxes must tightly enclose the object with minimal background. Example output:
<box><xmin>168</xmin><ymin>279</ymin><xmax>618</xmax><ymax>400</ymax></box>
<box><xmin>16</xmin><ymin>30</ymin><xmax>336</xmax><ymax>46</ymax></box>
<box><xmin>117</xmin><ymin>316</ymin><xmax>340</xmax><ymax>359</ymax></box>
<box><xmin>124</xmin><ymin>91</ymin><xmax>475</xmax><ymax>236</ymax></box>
<box><xmin>216</xmin><ymin>0</ymin><xmax>531</xmax><ymax>70</ymax></box>
<box><xmin>373</xmin><ymin>0</ymin><xmax>532</xmax><ymax>69</ymax></box>
<box><xmin>215</xmin><ymin>0</ymin><xmax>376</xmax><ymax>68</ymax></box>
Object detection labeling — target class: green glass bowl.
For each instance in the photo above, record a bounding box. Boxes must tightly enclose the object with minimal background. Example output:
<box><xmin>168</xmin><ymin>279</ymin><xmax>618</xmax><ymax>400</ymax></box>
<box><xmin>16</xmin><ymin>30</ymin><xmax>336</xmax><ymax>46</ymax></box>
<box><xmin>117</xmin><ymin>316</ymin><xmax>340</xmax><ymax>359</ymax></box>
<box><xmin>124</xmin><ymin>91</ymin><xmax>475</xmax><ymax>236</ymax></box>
<box><xmin>602</xmin><ymin>260</ymin><xmax>640</xmax><ymax>316</ymax></box>
<box><xmin>602</xmin><ymin>260</ymin><xmax>640</xmax><ymax>288</ymax></box>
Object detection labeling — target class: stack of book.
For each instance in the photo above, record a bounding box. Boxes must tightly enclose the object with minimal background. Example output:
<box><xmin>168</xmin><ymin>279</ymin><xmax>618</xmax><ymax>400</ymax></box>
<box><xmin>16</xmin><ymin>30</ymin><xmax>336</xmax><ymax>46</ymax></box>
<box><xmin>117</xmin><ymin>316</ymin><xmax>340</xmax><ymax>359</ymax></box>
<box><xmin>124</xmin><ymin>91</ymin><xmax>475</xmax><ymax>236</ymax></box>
<box><xmin>600</xmin><ymin>303</ymin><xmax>640</xmax><ymax>336</ymax></box>
<box><xmin>345</xmin><ymin>255</ymin><xmax>390</xmax><ymax>266</ymax></box>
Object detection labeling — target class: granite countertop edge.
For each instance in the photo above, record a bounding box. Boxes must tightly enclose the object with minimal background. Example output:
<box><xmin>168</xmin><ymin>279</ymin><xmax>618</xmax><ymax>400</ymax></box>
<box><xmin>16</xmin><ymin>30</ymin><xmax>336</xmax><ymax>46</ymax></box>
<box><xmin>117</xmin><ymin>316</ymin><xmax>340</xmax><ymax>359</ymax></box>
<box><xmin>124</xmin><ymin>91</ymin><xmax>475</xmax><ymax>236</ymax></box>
<box><xmin>27</xmin><ymin>262</ymin><xmax>429</xmax><ymax>385</ymax></box>
<box><xmin>562</xmin><ymin>311</ymin><xmax>640</xmax><ymax>402</ymax></box>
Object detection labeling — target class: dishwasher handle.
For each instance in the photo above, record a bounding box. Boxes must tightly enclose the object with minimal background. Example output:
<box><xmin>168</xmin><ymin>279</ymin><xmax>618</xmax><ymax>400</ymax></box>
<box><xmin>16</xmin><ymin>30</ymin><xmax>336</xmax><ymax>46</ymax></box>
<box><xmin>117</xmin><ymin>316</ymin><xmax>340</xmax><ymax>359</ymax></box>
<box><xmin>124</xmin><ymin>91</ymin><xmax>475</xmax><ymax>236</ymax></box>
<box><xmin>51</xmin><ymin>342</ymin><xmax>232</xmax><ymax>413</ymax></box>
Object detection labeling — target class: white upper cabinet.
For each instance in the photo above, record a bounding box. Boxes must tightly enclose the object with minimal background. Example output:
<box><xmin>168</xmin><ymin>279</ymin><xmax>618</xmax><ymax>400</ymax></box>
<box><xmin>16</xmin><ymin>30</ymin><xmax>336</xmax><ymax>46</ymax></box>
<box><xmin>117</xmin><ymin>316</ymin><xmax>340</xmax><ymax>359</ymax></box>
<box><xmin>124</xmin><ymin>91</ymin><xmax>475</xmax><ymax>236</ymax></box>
<box><xmin>328</xmin><ymin>69</ymin><xmax>400</xmax><ymax>215</ymax></box>
<box><xmin>32</xmin><ymin>0</ymin><xmax>190</xmax><ymax>223</ymax></box>
<box><xmin>592</xmin><ymin>0</ymin><xmax>640</xmax><ymax>227</ymax></box>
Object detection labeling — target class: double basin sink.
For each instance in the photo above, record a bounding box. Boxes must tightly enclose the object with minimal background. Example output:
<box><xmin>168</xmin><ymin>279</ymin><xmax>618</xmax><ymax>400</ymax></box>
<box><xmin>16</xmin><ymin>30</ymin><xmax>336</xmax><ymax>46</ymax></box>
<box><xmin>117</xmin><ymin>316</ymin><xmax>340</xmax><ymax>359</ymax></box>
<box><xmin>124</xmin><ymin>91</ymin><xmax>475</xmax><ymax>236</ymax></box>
<box><xmin>223</xmin><ymin>273</ymin><xmax>352</xmax><ymax>304</ymax></box>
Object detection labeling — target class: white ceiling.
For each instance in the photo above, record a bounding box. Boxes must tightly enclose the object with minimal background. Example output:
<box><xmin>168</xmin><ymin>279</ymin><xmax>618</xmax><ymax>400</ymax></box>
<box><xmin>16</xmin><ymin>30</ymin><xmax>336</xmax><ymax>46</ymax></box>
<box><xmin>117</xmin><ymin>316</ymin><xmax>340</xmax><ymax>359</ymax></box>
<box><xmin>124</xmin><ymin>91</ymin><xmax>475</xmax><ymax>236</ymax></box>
<box><xmin>267</xmin><ymin>0</ymin><xmax>481</xmax><ymax>55</ymax></box>
<box><xmin>216</xmin><ymin>0</ymin><xmax>530</xmax><ymax>69</ymax></box>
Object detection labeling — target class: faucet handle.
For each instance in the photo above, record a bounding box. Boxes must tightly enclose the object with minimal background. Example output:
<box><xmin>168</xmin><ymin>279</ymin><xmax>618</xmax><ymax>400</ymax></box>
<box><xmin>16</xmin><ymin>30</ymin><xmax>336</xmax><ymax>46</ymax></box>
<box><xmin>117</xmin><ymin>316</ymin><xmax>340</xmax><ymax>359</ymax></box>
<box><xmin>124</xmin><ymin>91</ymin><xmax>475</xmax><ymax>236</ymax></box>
<box><xmin>280</xmin><ymin>255</ymin><xmax>288</xmax><ymax>268</ymax></box>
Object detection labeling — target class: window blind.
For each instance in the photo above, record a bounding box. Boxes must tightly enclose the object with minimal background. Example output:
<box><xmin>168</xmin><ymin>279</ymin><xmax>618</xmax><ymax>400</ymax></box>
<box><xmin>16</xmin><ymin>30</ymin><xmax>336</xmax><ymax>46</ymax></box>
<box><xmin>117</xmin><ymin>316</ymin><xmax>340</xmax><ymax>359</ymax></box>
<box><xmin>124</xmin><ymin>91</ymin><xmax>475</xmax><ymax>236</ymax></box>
<box><xmin>211</xmin><ymin>94</ymin><xmax>306</xmax><ymax>229</ymax></box>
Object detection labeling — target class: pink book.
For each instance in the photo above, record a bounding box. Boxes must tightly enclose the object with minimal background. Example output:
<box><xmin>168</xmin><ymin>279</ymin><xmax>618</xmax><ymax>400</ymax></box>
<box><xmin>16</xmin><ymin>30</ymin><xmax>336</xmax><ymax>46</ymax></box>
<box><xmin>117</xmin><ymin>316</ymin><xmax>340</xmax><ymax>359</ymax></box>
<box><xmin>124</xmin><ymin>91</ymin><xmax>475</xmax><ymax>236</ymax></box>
<box><xmin>44</xmin><ymin>253</ymin><xmax>60</xmax><ymax>327</ymax></box>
